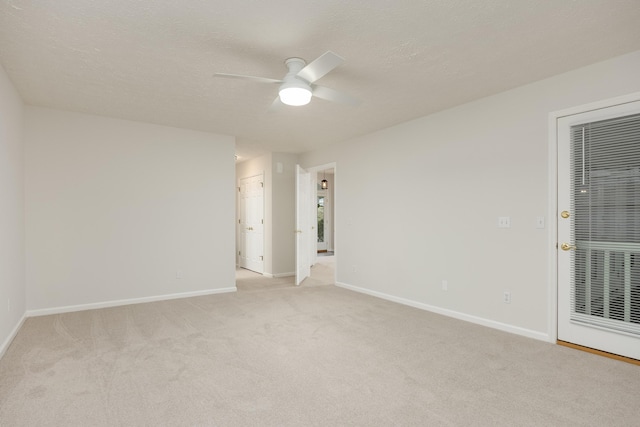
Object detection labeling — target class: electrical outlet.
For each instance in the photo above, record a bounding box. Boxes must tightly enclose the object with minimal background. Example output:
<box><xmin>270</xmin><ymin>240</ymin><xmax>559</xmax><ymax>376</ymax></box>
<box><xmin>503</xmin><ymin>291</ymin><xmax>511</xmax><ymax>304</ymax></box>
<box><xmin>442</xmin><ymin>280</ymin><xmax>448</xmax><ymax>291</ymax></box>
<box><xmin>498</xmin><ymin>217</ymin><xmax>511</xmax><ymax>228</ymax></box>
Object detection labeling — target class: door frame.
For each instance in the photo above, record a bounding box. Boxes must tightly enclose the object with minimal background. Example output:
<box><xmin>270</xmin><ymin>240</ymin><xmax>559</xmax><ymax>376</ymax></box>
<box><xmin>547</xmin><ymin>91</ymin><xmax>640</xmax><ymax>344</ymax></box>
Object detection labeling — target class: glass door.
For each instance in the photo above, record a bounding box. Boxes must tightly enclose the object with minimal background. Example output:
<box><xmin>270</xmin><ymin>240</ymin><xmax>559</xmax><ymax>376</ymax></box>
<box><xmin>557</xmin><ymin>101</ymin><xmax>640</xmax><ymax>360</ymax></box>
<box><xmin>317</xmin><ymin>194</ymin><xmax>327</xmax><ymax>252</ymax></box>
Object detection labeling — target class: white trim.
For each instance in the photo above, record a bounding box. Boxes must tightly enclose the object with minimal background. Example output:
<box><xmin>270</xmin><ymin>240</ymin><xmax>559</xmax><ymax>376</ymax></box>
<box><xmin>25</xmin><ymin>287</ymin><xmax>237</xmax><ymax>317</ymax></box>
<box><xmin>551</xmin><ymin>92</ymin><xmax>640</xmax><ymax>120</ymax></box>
<box><xmin>547</xmin><ymin>108</ymin><xmax>560</xmax><ymax>343</ymax></box>
<box><xmin>0</xmin><ymin>314</ymin><xmax>26</xmax><ymax>359</ymax></box>
<box><xmin>262</xmin><ymin>272</ymin><xmax>295</xmax><ymax>278</ymax></box>
<box><xmin>336</xmin><ymin>281</ymin><xmax>549</xmax><ymax>342</ymax></box>
<box><xmin>547</xmin><ymin>91</ymin><xmax>640</xmax><ymax>344</ymax></box>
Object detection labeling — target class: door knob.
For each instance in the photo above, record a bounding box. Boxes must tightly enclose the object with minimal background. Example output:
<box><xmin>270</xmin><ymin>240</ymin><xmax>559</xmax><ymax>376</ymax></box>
<box><xmin>560</xmin><ymin>242</ymin><xmax>577</xmax><ymax>251</ymax></box>
<box><xmin>561</xmin><ymin>211</ymin><xmax>570</xmax><ymax>219</ymax></box>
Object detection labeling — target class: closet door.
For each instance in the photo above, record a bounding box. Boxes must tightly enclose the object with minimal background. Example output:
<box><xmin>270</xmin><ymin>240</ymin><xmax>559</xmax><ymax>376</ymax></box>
<box><xmin>239</xmin><ymin>174</ymin><xmax>264</xmax><ymax>273</ymax></box>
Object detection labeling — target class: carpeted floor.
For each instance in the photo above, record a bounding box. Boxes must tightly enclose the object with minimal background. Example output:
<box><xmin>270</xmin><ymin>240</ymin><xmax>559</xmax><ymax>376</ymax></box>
<box><xmin>2</xmin><ymin>256</ymin><xmax>640</xmax><ymax>426</ymax></box>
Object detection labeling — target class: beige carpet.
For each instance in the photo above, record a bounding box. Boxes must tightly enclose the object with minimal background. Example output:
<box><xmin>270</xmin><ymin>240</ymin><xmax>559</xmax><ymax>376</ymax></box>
<box><xmin>2</xmin><ymin>258</ymin><xmax>640</xmax><ymax>426</ymax></box>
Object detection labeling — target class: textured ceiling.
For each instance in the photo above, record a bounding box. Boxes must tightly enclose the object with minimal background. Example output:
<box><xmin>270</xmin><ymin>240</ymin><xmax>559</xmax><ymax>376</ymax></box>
<box><xmin>1</xmin><ymin>1</ymin><xmax>640</xmax><ymax>161</ymax></box>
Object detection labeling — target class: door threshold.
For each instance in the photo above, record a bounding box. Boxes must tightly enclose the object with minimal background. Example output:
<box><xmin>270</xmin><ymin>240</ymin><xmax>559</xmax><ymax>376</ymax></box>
<box><xmin>557</xmin><ymin>340</ymin><xmax>640</xmax><ymax>366</ymax></box>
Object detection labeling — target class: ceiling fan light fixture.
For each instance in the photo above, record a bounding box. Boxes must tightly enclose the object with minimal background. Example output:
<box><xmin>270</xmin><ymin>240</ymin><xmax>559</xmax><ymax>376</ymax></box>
<box><xmin>279</xmin><ymin>83</ymin><xmax>312</xmax><ymax>106</ymax></box>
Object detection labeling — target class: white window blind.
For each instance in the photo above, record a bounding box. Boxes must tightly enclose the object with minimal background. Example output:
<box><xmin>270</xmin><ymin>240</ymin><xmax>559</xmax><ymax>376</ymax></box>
<box><xmin>570</xmin><ymin>113</ymin><xmax>640</xmax><ymax>335</ymax></box>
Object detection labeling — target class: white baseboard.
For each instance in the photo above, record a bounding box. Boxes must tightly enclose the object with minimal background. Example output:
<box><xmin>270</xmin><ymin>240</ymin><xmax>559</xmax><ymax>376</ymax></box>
<box><xmin>273</xmin><ymin>272</ymin><xmax>294</xmax><ymax>278</ymax></box>
<box><xmin>262</xmin><ymin>272</ymin><xmax>295</xmax><ymax>278</ymax></box>
<box><xmin>335</xmin><ymin>281</ymin><xmax>550</xmax><ymax>342</ymax></box>
<box><xmin>26</xmin><ymin>287</ymin><xmax>237</xmax><ymax>317</ymax></box>
<box><xmin>1</xmin><ymin>313</ymin><xmax>26</xmax><ymax>359</ymax></box>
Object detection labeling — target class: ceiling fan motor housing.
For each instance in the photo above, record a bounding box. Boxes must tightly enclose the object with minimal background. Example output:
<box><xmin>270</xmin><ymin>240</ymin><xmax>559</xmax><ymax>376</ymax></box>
<box><xmin>279</xmin><ymin>58</ymin><xmax>312</xmax><ymax>106</ymax></box>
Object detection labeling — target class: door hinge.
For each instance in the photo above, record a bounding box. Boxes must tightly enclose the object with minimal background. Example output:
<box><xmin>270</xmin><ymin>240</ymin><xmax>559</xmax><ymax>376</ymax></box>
<box><xmin>261</xmin><ymin>219</ymin><xmax>264</xmax><ymax>224</ymax></box>
<box><xmin>238</xmin><ymin>251</ymin><xmax>241</xmax><ymax>256</ymax></box>
<box><xmin>260</xmin><ymin>256</ymin><xmax>264</xmax><ymax>261</ymax></box>
<box><xmin>238</xmin><ymin>187</ymin><xmax>241</xmax><ymax>192</ymax></box>
<box><xmin>260</xmin><ymin>182</ymin><xmax>264</xmax><ymax>187</ymax></box>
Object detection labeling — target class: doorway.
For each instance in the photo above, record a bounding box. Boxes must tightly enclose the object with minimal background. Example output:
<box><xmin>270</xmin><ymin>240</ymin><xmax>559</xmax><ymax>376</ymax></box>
<box><xmin>556</xmin><ymin>97</ymin><xmax>640</xmax><ymax>360</ymax></box>
<box><xmin>317</xmin><ymin>192</ymin><xmax>327</xmax><ymax>252</ymax></box>
<box><xmin>296</xmin><ymin>163</ymin><xmax>337</xmax><ymax>286</ymax></box>
<box><xmin>316</xmin><ymin>168</ymin><xmax>334</xmax><ymax>254</ymax></box>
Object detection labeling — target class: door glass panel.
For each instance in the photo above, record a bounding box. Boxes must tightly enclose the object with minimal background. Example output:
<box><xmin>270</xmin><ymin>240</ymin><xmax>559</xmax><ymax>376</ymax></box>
<box><xmin>317</xmin><ymin>196</ymin><xmax>325</xmax><ymax>243</ymax></box>
<box><xmin>570</xmin><ymin>113</ymin><xmax>640</xmax><ymax>335</ymax></box>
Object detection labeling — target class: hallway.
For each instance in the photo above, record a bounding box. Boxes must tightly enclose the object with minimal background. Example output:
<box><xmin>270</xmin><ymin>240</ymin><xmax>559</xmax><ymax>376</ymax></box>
<box><xmin>236</xmin><ymin>255</ymin><xmax>335</xmax><ymax>292</ymax></box>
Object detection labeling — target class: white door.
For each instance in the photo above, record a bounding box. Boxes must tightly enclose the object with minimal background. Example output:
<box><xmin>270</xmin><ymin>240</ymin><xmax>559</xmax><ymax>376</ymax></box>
<box><xmin>239</xmin><ymin>174</ymin><xmax>264</xmax><ymax>273</ymax></box>
<box><xmin>296</xmin><ymin>165</ymin><xmax>311</xmax><ymax>285</ymax></box>
<box><xmin>557</xmin><ymin>100</ymin><xmax>640</xmax><ymax>360</ymax></box>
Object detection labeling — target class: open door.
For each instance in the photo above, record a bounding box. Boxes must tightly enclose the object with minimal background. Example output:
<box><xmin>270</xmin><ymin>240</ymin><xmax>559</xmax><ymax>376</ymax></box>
<box><xmin>296</xmin><ymin>165</ymin><xmax>311</xmax><ymax>285</ymax></box>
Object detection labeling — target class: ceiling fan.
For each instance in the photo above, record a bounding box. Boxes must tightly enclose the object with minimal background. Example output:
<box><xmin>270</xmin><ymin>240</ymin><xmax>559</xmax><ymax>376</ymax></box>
<box><xmin>214</xmin><ymin>51</ymin><xmax>360</xmax><ymax>108</ymax></box>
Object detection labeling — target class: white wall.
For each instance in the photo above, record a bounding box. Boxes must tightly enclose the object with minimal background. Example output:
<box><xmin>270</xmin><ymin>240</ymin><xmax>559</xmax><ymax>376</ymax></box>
<box><xmin>0</xmin><ymin>63</ymin><xmax>25</xmax><ymax>355</ymax></box>
<box><xmin>299</xmin><ymin>50</ymin><xmax>640</xmax><ymax>339</ymax></box>
<box><xmin>271</xmin><ymin>153</ymin><xmax>296</xmax><ymax>275</ymax></box>
<box><xmin>25</xmin><ymin>107</ymin><xmax>236</xmax><ymax>312</ymax></box>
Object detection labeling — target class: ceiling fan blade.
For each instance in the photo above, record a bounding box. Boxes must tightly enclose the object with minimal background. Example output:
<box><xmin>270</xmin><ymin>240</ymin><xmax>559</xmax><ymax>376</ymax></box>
<box><xmin>213</xmin><ymin>73</ymin><xmax>282</xmax><ymax>84</ymax></box>
<box><xmin>296</xmin><ymin>51</ymin><xmax>344</xmax><ymax>83</ymax></box>
<box><xmin>312</xmin><ymin>85</ymin><xmax>361</xmax><ymax>107</ymax></box>
<box><xmin>267</xmin><ymin>96</ymin><xmax>284</xmax><ymax>112</ymax></box>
